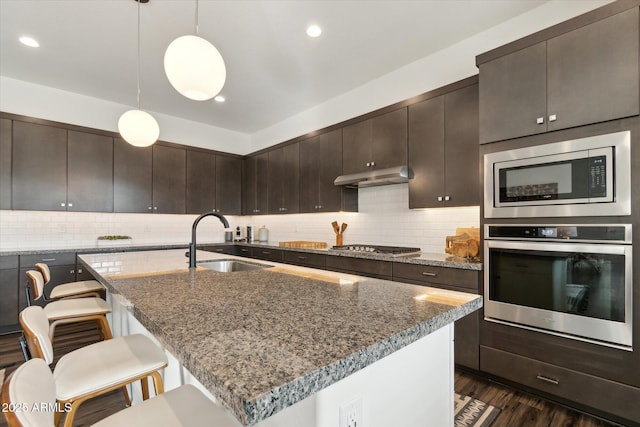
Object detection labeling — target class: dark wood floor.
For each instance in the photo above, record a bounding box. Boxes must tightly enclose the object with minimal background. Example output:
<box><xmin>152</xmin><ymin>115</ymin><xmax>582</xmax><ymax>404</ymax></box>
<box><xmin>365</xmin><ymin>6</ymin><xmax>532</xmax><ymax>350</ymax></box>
<box><xmin>0</xmin><ymin>323</ymin><xmax>621</xmax><ymax>427</ymax></box>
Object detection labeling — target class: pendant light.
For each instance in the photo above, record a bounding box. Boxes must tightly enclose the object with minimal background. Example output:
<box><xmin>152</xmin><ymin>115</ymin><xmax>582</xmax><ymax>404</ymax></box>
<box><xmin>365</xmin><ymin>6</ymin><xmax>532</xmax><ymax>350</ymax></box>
<box><xmin>163</xmin><ymin>0</ymin><xmax>226</xmax><ymax>101</ymax></box>
<box><xmin>118</xmin><ymin>0</ymin><xmax>159</xmax><ymax>147</ymax></box>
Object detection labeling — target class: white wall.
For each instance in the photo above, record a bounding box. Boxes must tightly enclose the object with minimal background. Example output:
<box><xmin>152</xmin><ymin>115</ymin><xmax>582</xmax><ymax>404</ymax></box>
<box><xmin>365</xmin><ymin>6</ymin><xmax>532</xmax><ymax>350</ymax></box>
<box><xmin>0</xmin><ymin>184</ymin><xmax>478</xmax><ymax>254</ymax></box>
<box><xmin>0</xmin><ymin>76</ymin><xmax>251</xmax><ymax>154</ymax></box>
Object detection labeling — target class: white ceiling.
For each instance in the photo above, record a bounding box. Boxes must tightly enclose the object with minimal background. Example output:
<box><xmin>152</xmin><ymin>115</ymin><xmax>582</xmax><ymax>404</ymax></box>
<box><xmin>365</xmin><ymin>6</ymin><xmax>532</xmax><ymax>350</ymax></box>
<box><xmin>1</xmin><ymin>0</ymin><xmax>554</xmax><ymax>135</ymax></box>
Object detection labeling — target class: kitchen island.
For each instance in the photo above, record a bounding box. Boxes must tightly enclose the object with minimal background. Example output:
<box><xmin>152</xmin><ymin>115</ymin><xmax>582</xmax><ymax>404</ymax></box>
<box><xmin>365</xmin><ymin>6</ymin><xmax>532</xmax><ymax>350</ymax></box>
<box><xmin>79</xmin><ymin>249</ymin><xmax>482</xmax><ymax>426</ymax></box>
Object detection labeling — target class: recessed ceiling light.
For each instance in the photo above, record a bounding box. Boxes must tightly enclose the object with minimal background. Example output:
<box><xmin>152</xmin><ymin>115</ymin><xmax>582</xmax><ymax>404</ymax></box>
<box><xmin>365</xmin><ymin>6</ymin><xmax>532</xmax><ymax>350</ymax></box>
<box><xmin>306</xmin><ymin>25</ymin><xmax>322</xmax><ymax>38</ymax></box>
<box><xmin>19</xmin><ymin>36</ymin><xmax>39</xmax><ymax>48</ymax></box>
<box><xmin>214</xmin><ymin>95</ymin><xmax>225</xmax><ymax>103</ymax></box>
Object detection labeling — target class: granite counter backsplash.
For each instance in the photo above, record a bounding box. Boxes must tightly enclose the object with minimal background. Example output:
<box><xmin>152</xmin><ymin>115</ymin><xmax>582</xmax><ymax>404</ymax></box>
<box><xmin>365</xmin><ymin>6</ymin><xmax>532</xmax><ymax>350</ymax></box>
<box><xmin>79</xmin><ymin>249</ymin><xmax>482</xmax><ymax>425</ymax></box>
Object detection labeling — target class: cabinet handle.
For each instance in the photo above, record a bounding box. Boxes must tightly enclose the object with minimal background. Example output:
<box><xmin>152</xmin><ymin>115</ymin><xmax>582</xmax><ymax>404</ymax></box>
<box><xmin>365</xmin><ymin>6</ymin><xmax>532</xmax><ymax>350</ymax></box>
<box><xmin>262</xmin><ymin>251</ymin><xmax>271</xmax><ymax>255</ymax></box>
<box><xmin>366</xmin><ymin>162</ymin><xmax>371</xmax><ymax>167</ymax></box>
<box><xmin>68</xmin><ymin>203</ymin><xmax>73</xmax><ymax>207</ymax></box>
<box><xmin>215</xmin><ymin>248</ymin><xmax>224</xmax><ymax>252</ymax></box>
<box><xmin>444</xmin><ymin>196</ymin><xmax>450</xmax><ymax>201</ymax></box>
<box><xmin>154</xmin><ymin>207</ymin><xmax>158</xmax><ymax>210</ymax></box>
<box><xmin>437</xmin><ymin>196</ymin><xmax>443</xmax><ymax>202</ymax></box>
<box><xmin>318</xmin><ymin>205</ymin><xmax>322</xmax><ymax>209</ymax></box>
<box><xmin>548</xmin><ymin>114</ymin><xmax>557</xmax><ymax>122</ymax></box>
<box><xmin>241</xmin><ymin>249</ymin><xmax>249</xmax><ymax>252</ymax></box>
<box><xmin>422</xmin><ymin>272</ymin><xmax>437</xmax><ymax>277</ymax></box>
<box><xmin>536</xmin><ymin>375</ymin><xmax>559</xmax><ymax>385</ymax></box>
<box><xmin>78</xmin><ymin>268</ymin><xmax>83</xmax><ymax>273</ymax></box>
<box><xmin>370</xmin><ymin>161</ymin><xmax>376</xmax><ymax>167</ymax></box>
<box><xmin>70</xmin><ymin>269</ymin><xmax>75</xmax><ymax>274</ymax></box>
<box><xmin>148</xmin><ymin>207</ymin><xmax>152</xmax><ymax>210</ymax></box>
<box><xmin>298</xmin><ymin>256</ymin><xmax>307</xmax><ymax>260</ymax></box>
<box><xmin>41</xmin><ymin>258</ymin><xmax>56</xmax><ymax>262</ymax></box>
<box><xmin>536</xmin><ymin>117</ymin><xmax>544</xmax><ymax>124</ymax></box>
<box><xmin>60</xmin><ymin>202</ymin><xmax>66</xmax><ymax>207</ymax></box>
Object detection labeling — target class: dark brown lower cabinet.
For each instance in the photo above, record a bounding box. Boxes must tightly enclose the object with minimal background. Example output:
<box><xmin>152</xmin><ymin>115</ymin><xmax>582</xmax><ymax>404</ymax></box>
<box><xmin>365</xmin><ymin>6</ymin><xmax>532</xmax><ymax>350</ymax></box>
<box><xmin>281</xmin><ymin>251</ymin><xmax>326</xmax><ymax>269</ymax></box>
<box><xmin>0</xmin><ymin>256</ymin><xmax>19</xmax><ymax>334</ymax></box>
<box><xmin>393</xmin><ymin>262</ymin><xmax>480</xmax><ymax>370</ymax></box>
<box><xmin>250</xmin><ymin>247</ymin><xmax>283</xmax><ymax>262</ymax></box>
<box><xmin>481</xmin><ymin>346</ymin><xmax>640</xmax><ymax>425</ymax></box>
<box><xmin>325</xmin><ymin>255</ymin><xmax>392</xmax><ymax>280</ymax></box>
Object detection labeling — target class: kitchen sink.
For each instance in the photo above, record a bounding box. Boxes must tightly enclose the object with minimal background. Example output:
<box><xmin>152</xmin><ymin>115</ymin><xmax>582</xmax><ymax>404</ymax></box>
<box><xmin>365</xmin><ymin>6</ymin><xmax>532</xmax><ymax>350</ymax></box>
<box><xmin>197</xmin><ymin>259</ymin><xmax>272</xmax><ymax>272</ymax></box>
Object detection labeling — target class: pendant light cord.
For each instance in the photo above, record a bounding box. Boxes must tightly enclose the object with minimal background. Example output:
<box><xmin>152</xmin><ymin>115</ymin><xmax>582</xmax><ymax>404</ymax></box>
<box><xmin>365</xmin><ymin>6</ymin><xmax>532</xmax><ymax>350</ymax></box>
<box><xmin>136</xmin><ymin>0</ymin><xmax>141</xmax><ymax>109</ymax></box>
<box><xmin>195</xmin><ymin>0</ymin><xmax>199</xmax><ymax>35</ymax></box>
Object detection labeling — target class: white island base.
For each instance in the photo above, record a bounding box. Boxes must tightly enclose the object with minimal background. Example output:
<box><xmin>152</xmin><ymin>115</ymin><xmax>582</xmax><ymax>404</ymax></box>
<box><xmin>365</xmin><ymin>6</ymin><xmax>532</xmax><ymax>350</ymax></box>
<box><xmin>109</xmin><ymin>292</ymin><xmax>455</xmax><ymax>427</ymax></box>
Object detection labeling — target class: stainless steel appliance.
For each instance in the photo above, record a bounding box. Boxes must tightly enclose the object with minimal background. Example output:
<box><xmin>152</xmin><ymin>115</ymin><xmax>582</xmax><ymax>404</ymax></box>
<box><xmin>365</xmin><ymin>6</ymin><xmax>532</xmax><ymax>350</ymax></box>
<box><xmin>484</xmin><ymin>224</ymin><xmax>632</xmax><ymax>349</ymax></box>
<box><xmin>331</xmin><ymin>244</ymin><xmax>421</xmax><ymax>257</ymax></box>
<box><xmin>483</xmin><ymin>131</ymin><xmax>631</xmax><ymax>218</ymax></box>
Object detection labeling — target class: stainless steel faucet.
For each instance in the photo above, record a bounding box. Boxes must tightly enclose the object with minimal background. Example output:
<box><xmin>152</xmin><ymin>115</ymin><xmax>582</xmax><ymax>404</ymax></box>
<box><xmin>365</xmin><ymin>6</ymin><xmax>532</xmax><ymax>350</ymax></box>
<box><xmin>189</xmin><ymin>211</ymin><xmax>230</xmax><ymax>268</ymax></box>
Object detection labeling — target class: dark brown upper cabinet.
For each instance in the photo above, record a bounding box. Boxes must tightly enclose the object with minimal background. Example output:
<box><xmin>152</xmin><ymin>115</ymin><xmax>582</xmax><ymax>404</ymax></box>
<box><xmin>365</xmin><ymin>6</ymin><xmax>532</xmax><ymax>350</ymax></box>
<box><xmin>0</xmin><ymin>118</ymin><xmax>11</xmax><ymax>209</ymax></box>
<box><xmin>408</xmin><ymin>81</ymin><xmax>479</xmax><ymax>208</ymax></box>
<box><xmin>479</xmin><ymin>7</ymin><xmax>639</xmax><ymax>144</ymax></box>
<box><xmin>245</xmin><ymin>152</ymin><xmax>269</xmax><ymax>215</ymax></box>
<box><xmin>153</xmin><ymin>145</ymin><xmax>186</xmax><ymax>214</ymax></box>
<box><xmin>186</xmin><ymin>149</ymin><xmax>216</xmax><ymax>214</ymax></box>
<box><xmin>342</xmin><ymin>108</ymin><xmax>408</xmax><ymax>174</ymax></box>
<box><xmin>299</xmin><ymin>128</ymin><xmax>357</xmax><ymax>213</ymax></box>
<box><xmin>67</xmin><ymin>130</ymin><xmax>113</xmax><ymax>212</ymax></box>
<box><xmin>215</xmin><ymin>155</ymin><xmax>242</xmax><ymax>215</ymax></box>
<box><xmin>114</xmin><ymin>137</ymin><xmax>153</xmax><ymax>213</ymax></box>
<box><xmin>267</xmin><ymin>143</ymin><xmax>299</xmax><ymax>214</ymax></box>
<box><xmin>12</xmin><ymin>121</ymin><xmax>68</xmax><ymax>211</ymax></box>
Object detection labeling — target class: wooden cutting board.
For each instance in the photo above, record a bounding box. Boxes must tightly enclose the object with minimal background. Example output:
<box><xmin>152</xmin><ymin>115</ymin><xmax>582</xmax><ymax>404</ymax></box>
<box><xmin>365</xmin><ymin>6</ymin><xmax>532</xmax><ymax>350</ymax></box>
<box><xmin>279</xmin><ymin>241</ymin><xmax>328</xmax><ymax>249</ymax></box>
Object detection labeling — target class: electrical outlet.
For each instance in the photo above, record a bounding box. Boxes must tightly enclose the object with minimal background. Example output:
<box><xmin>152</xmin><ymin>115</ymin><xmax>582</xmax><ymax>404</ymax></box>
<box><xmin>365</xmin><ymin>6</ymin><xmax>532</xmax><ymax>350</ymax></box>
<box><xmin>339</xmin><ymin>397</ymin><xmax>362</xmax><ymax>427</ymax></box>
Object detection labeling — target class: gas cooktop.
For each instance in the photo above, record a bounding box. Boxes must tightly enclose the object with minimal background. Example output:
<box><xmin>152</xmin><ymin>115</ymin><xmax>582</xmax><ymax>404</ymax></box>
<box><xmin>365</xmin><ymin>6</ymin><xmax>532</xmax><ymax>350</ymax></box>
<box><xmin>331</xmin><ymin>244</ymin><xmax>422</xmax><ymax>257</ymax></box>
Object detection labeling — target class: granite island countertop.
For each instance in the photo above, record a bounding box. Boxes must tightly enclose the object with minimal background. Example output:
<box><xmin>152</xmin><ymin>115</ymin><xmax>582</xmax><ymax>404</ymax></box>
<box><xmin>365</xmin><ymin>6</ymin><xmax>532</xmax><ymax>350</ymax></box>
<box><xmin>80</xmin><ymin>249</ymin><xmax>482</xmax><ymax>425</ymax></box>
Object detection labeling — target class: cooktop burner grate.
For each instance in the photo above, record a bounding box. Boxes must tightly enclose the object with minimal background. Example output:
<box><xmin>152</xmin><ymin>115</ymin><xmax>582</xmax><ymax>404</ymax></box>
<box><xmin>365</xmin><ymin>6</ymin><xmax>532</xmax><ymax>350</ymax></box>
<box><xmin>331</xmin><ymin>244</ymin><xmax>421</xmax><ymax>256</ymax></box>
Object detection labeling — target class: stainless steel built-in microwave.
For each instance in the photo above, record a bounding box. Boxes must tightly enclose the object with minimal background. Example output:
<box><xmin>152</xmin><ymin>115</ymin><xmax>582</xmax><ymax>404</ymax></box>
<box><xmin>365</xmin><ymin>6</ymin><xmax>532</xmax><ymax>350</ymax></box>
<box><xmin>484</xmin><ymin>131</ymin><xmax>631</xmax><ymax>218</ymax></box>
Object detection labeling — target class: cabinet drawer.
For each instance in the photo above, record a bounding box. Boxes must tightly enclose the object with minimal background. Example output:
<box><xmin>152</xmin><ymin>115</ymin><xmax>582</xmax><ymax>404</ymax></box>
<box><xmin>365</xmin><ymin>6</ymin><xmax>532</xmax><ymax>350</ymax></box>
<box><xmin>236</xmin><ymin>246</ymin><xmax>251</xmax><ymax>257</ymax></box>
<box><xmin>480</xmin><ymin>346</ymin><xmax>640</xmax><ymax>423</ymax></box>
<box><xmin>0</xmin><ymin>255</ymin><xmax>19</xmax><ymax>270</ymax></box>
<box><xmin>325</xmin><ymin>256</ymin><xmax>392</xmax><ymax>279</ymax></box>
<box><xmin>282</xmin><ymin>251</ymin><xmax>326</xmax><ymax>268</ymax></box>
<box><xmin>250</xmin><ymin>247</ymin><xmax>283</xmax><ymax>262</ymax></box>
<box><xmin>201</xmin><ymin>245</ymin><xmax>236</xmax><ymax>255</ymax></box>
<box><xmin>393</xmin><ymin>262</ymin><xmax>479</xmax><ymax>290</ymax></box>
<box><xmin>20</xmin><ymin>252</ymin><xmax>76</xmax><ymax>268</ymax></box>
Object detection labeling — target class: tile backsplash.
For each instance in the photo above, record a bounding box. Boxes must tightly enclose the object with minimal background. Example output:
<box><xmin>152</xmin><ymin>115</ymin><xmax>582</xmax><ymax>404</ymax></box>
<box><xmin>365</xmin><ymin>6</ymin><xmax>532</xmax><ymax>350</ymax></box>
<box><xmin>0</xmin><ymin>184</ymin><xmax>479</xmax><ymax>253</ymax></box>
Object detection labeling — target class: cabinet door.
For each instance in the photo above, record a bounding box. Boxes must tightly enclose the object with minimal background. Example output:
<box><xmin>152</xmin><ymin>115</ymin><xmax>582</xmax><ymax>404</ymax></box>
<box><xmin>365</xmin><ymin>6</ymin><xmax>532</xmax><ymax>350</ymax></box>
<box><xmin>0</xmin><ymin>118</ymin><xmax>11</xmax><ymax>209</ymax></box>
<box><xmin>371</xmin><ymin>108</ymin><xmax>407</xmax><ymax>169</ymax></box>
<box><xmin>0</xmin><ymin>256</ymin><xmax>19</xmax><ymax>330</ymax></box>
<box><xmin>547</xmin><ymin>8</ymin><xmax>639</xmax><ymax>132</ymax></box>
<box><xmin>215</xmin><ymin>155</ymin><xmax>242</xmax><ymax>215</ymax></box>
<box><xmin>281</xmin><ymin>143</ymin><xmax>299</xmax><ymax>213</ymax></box>
<box><xmin>479</xmin><ymin>42</ymin><xmax>547</xmax><ymax>144</ymax></box>
<box><xmin>12</xmin><ymin>121</ymin><xmax>67</xmax><ymax>210</ymax></box>
<box><xmin>67</xmin><ymin>131</ymin><xmax>114</xmax><ymax>212</ymax></box>
<box><xmin>153</xmin><ymin>145</ymin><xmax>186</xmax><ymax>214</ymax></box>
<box><xmin>246</xmin><ymin>153</ymin><xmax>268</xmax><ymax>215</ymax></box>
<box><xmin>342</xmin><ymin>119</ymin><xmax>372</xmax><ymax>174</ymax></box>
<box><xmin>114</xmin><ymin>137</ymin><xmax>152</xmax><ymax>213</ymax></box>
<box><xmin>267</xmin><ymin>148</ymin><xmax>284</xmax><ymax>214</ymax></box>
<box><xmin>317</xmin><ymin>129</ymin><xmax>345</xmax><ymax>212</ymax></box>
<box><xmin>408</xmin><ymin>96</ymin><xmax>445</xmax><ymax>208</ymax></box>
<box><xmin>443</xmin><ymin>83</ymin><xmax>479</xmax><ymax>207</ymax></box>
<box><xmin>299</xmin><ymin>135</ymin><xmax>320</xmax><ymax>212</ymax></box>
<box><xmin>186</xmin><ymin>150</ymin><xmax>216</xmax><ymax>214</ymax></box>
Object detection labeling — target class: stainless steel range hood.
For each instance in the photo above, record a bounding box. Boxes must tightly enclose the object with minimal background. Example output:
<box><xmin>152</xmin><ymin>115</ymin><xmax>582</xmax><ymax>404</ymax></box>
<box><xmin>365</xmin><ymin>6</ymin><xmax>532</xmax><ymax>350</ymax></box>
<box><xmin>334</xmin><ymin>165</ymin><xmax>413</xmax><ymax>188</ymax></box>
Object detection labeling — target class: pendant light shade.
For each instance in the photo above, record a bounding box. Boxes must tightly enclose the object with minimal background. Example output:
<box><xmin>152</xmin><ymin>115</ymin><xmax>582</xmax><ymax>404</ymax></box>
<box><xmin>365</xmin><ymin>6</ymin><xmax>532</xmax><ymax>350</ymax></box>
<box><xmin>164</xmin><ymin>35</ymin><xmax>226</xmax><ymax>101</ymax></box>
<box><xmin>118</xmin><ymin>109</ymin><xmax>160</xmax><ymax>147</ymax></box>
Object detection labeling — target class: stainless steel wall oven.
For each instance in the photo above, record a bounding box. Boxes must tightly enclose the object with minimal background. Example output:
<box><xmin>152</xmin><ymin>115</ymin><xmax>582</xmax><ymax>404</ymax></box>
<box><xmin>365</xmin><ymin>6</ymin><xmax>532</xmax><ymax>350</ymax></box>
<box><xmin>484</xmin><ymin>224</ymin><xmax>632</xmax><ymax>350</ymax></box>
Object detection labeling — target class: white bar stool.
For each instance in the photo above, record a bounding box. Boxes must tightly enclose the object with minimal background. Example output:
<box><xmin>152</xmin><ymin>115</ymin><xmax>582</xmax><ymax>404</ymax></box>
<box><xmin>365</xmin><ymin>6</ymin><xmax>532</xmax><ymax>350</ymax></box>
<box><xmin>19</xmin><ymin>306</ymin><xmax>169</xmax><ymax>427</ymax></box>
<box><xmin>35</xmin><ymin>262</ymin><xmax>105</xmax><ymax>300</ymax></box>
<box><xmin>1</xmin><ymin>359</ymin><xmax>242</xmax><ymax>427</ymax></box>
<box><xmin>26</xmin><ymin>270</ymin><xmax>113</xmax><ymax>341</ymax></box>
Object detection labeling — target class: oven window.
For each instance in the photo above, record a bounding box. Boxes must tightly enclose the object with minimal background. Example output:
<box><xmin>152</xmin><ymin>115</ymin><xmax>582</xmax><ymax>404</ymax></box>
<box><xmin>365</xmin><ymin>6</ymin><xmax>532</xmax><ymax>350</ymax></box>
<box><xmin>488</xmin><ymin>248</ymin><xmax>625</xmax><ymax>322</ymax></box>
